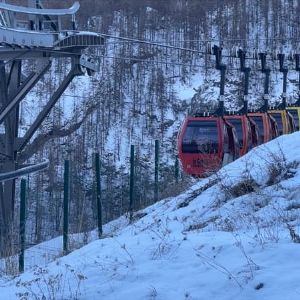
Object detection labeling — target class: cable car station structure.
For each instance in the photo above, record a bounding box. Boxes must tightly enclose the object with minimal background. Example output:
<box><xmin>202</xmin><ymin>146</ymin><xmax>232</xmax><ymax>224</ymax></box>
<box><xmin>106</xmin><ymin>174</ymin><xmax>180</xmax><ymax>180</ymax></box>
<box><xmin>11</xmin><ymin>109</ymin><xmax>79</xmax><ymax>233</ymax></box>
<box><xmin>0</xmin><ymin>0</ymin><xmax>104</xmax><ymax>241</ymax></box>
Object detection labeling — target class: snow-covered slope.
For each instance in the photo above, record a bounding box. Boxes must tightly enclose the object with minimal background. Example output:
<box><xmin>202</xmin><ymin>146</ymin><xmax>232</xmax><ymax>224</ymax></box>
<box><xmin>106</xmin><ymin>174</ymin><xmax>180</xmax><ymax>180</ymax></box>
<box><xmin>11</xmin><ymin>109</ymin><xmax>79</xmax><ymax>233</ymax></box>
<box><xmin>2</xmin><ymin>133</ymin><xmax>300</xmax><ymax>300</ymax></box>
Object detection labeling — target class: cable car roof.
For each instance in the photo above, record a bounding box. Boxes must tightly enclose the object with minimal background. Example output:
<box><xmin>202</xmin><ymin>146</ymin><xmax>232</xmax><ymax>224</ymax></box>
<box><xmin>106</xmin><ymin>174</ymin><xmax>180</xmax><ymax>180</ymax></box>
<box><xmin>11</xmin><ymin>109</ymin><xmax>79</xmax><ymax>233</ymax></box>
<box><xmin>268</xmin><ymin>109</ymin><xmax>286</xmax><ymax>113</ymax></box>
<box><xmin>248</xmin><ymin>110</ymin><xmax>268</xmax><ymax>114</ymax></box>
<box><xmin>224</xmin><ymin>115</ymin><xmax>244</xmax><ymax>119</ymax></box>
<box><xmin>0</xmin><ymin>1</ymin><xmax>80</xmax><ymax>16</ymax></box>
<box><xmin>187</xmin><ymin>115</ymin><xmax>219</xmax><ymax>120</ymax></box>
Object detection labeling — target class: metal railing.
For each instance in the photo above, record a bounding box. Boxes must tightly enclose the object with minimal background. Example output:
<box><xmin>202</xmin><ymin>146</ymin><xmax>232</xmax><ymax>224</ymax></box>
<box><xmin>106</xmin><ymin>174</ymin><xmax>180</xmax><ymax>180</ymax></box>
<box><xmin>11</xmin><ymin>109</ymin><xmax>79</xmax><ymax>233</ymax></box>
<box><xmin>0</xmin><ymin>160</ymin><xmax>49</xmax><ymax>182</ymax></box>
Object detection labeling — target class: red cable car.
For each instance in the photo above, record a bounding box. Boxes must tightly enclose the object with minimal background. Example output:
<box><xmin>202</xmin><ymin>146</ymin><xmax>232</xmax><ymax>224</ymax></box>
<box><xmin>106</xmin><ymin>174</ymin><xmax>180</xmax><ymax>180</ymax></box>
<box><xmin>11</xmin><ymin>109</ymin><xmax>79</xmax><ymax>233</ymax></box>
<box><xmin>248</xmin><ymin>112</ymin><xmax>278</xmax><ymax>144</ymax></box>
<box><xmin>222</xmin><ymin>50</ymin><xmax>259</xmax><ymax>157</ymax></box>
<box><xmin>177</xmin><ymin>115</ymin><xmax>240</xmax><ymax>177</ymax></box>
<box><xmin>224</xmin><ymin>114</ymin><xmax>258</xmax><ymax>156</ymax></box>
<box><xmin>246</xmin><ymin>53</ymin><xmax>280</xmax><ymax>144</ymax></box>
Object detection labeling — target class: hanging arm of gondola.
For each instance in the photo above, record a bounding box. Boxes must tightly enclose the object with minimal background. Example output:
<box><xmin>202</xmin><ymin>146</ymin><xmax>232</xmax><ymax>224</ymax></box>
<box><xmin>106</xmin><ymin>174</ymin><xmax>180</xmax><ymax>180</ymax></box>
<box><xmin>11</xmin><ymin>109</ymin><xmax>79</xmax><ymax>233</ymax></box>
<box><xmin>238</xmin><ymin>49</ymin><xmax>251</xmax><ymax>114</ymax></box>
<box><xmin>277</xmin><ymin>53</ymin><xmax>288</xmax><ymax>109</ymax></box>
<box><xmin>213</xmin><ymin>45</ymin><xmax>227</xmax><ymax>116</ymax></box>
<box><xmin>294</xmin><ymin>54</ymin><xmax>300</xmax><ymax>106</ymax></box>
<box><xmin>258</xmin><ymin>52</ymin><xmax>270</xmax><ymax>112</ymax></box>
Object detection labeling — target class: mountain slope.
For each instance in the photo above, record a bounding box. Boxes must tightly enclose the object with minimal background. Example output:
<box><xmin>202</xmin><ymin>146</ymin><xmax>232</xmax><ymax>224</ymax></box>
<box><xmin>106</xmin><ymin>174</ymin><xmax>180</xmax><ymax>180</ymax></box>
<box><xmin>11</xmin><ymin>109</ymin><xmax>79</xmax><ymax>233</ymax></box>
<box><xmin>2</xmin><ymin>132</ymin><xmax>300</xmax><ymax>300</ymax></box>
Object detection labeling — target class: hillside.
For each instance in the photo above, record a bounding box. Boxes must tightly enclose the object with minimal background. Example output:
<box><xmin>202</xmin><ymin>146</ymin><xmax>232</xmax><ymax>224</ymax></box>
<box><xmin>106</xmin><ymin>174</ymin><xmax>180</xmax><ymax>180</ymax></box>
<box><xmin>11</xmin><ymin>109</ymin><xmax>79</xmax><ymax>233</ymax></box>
<box><xmin>1</xmin><ymin>132</ymin><xmax>300</xmax><ymax>299</ymax></box>
<box><xmin>10</xmin><ymin>0</ymin><xmax>300</xmax><ymax>247</ymax></box>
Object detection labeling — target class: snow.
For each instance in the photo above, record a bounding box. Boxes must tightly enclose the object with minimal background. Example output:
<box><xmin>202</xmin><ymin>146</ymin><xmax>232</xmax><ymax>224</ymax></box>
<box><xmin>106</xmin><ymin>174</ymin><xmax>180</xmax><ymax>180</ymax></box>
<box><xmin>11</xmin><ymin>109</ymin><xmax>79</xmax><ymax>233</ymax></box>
<box><xmin>174</xmin><ymin>74</ymin><xmax>200</xmax><ymax>100</ymax></box>
<box><xmin>1</xmin><ymin>132</ymin><xmax>300</xmax><ymax>299</ymax></box>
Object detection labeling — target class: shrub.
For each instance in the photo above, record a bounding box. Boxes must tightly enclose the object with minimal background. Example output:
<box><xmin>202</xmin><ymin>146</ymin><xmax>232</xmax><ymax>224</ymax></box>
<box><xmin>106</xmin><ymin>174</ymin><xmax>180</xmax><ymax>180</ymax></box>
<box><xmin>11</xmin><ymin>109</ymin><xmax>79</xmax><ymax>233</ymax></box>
<box><xmin>265</xmin><ymin>148</ymin><xmax>298</xmax><ymax>186</ymax></box>
<box><xmin>227</xmin><ymin>178</ymin><xmax>259</xmax><ymax>198</ymax></box>
<box><xmin>219</xmin><ymin>177</ymin><xmax>259</xmax><ymax>201</ymax></box>
<box><xmin>15</xmin><ymin>264</ymin><xmax>86</xmax><ymax>300</ymax></box>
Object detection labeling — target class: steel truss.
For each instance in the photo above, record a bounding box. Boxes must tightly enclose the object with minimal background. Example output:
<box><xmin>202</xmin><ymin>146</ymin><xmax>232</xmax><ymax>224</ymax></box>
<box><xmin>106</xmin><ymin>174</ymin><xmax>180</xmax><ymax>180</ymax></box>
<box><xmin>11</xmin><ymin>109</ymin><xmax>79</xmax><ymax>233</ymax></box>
<box><xmin>0</xmin><ymin>0</ymin><xmax>104</xmax><ymax>248</ymax></box>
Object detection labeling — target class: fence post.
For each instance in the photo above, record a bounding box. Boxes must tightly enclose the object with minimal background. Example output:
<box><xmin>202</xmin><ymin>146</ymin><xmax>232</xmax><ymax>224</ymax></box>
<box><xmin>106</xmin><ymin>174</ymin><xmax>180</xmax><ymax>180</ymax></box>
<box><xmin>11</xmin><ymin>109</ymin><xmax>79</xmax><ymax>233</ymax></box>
<box><xmin>129</xmin><ymin>145</ymin><xmax>135</xmax><ymax>220</ymax></box>
<box><xmin>94</xmin><ymin>153</ymin><xmax>102</xmax><ymax>238</ymax></box>
<box><xmin>175</xmin><ymin>157</ymin><xmax>179</xmax><ymax>184</ymax></box>
<box><xmin>19</xmin><ymin>179</ymin><xmax>26</xmax><ymax>273</ymax></box>
<box><xmin>63</xmin><ymin>160</ymin><xmax>70</xmax><ymax>254</ymax></box>
<box><xmin>154</xmin><ymin>140</ymin><xmax>159</xmax><ymax>202</ymax></box>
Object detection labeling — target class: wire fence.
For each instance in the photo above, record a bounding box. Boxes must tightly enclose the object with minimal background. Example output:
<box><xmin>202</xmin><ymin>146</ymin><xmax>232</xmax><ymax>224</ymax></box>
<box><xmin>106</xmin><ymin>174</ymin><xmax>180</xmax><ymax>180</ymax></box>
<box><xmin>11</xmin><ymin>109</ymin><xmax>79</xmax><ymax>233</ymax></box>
<box><xmin>0</xmin><ymin>139</ymin><xmax>186</xmax><ymax>275</ymax></box>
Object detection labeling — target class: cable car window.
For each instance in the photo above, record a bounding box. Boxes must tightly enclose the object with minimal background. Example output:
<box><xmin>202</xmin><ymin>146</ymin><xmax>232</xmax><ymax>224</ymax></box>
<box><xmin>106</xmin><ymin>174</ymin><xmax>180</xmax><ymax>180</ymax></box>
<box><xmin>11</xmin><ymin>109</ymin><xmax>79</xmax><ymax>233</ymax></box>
<box><xmin>267</xmin><ymin>117</ymin><xmax>273</xmax><ymax>139</ymax></box>
<box><xmin>223</xmin><ymin>124</ymin><xmax>229</xmax><ymax>152</ymax></box>
<box><xmin>270</xmin><ymin>113</ymin><xmax>283</xmax><ymax>135</ymax></box>
<box><xmin>249</xmin><ymin>121</ymin><xmax>257</xmax><ymax>147</ymax></box>
<box><xmin>287</xmin><ymin>110</ymin><xmax>299</xmax><ymax>132</ymax></box>
<box><xmin>226</xmin><ymin>118</ymin><xmax>243</xmax><ymax>149</ymax></box>
<box><xmin>269</xmin><ymin>116</ymin><xmax>278</xmax><ymax>139</ymax></box>
<box><xmin>288</xmin><ymin>110</ymin><xmax>298</xmax><ymax>131</ymax></box>
<box><xmin>182</xmin><ymin>121</ymin><xmax>218</xmax><ymax>154</ymax></box>
<box><xmin>250</xmin><ymin>116</ymin><xmax>264</xmax><ymax>144</ymax></box>
<box><xmin>247</xmin><ymin>122</ymin><xmax>252</xmax><ymax>149</ymax></box>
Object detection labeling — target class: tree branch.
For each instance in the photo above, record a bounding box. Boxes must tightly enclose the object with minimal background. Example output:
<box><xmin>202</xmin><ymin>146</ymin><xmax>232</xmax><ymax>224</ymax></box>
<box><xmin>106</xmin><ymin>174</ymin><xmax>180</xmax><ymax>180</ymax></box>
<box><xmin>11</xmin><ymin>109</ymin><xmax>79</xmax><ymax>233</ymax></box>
<box><xmin>18</xmin><ymin>101</ymin><xmax>98</xmax><ymax>163</ymax></box>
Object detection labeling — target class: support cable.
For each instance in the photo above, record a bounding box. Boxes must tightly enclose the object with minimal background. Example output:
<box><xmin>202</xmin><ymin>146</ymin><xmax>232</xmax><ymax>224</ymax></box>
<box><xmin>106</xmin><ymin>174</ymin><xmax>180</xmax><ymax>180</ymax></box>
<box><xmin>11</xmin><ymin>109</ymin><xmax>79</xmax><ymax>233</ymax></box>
<box><xmin>98</xmin><ymin>33</ymin><xmax>298</xmax><ymax>61</ymax></box>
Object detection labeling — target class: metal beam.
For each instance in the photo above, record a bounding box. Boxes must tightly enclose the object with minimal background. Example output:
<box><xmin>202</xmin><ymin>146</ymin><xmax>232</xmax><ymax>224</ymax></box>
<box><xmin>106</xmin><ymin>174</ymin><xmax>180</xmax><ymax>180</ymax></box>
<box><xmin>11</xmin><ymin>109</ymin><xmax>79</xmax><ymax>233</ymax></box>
<box><xmin>0</xmin><ymin>59</ymin><xmax>51</xmax><ymax>124</ymax></box>
<box><xmin>0</xmin><ymin>61</ymin><xmax>11</xmax><ymax>236</ymax></box>
<box><xmin>0</xmin><ymin>160</ymin><xmax>48</xmax><ymax>182</ymax></box>
<box><xmin>0</xmin><ymin>48</ymin><xmax>81</xmax><ymax>60</ymax></box>
<box><xmin>17</xmin><ymin>58</ymin><xmax>83</xmax><ymax>152</ymax></box>
<box><xmin>2</xmin><ymin>60</ymin><xmax>22</xmax><ymax>230</ymax></box>
<box><xmin>0</xmin><ymin>1</ymin><xmax>80</xmax><ymax>16</ymax></box>
<box><xmin>0</xmin><ymin>0</ymin><xmax>105</xmax><ymax>250</ymax></box>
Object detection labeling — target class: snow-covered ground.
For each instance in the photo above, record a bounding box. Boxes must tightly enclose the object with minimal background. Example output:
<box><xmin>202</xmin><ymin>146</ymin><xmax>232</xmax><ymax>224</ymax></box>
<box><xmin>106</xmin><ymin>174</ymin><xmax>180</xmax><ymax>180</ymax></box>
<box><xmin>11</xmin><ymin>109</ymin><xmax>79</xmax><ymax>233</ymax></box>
<box><xmin>1</xmin><ymin>132</ymin><xmax>300</xmax><ymax>300</ymax></box>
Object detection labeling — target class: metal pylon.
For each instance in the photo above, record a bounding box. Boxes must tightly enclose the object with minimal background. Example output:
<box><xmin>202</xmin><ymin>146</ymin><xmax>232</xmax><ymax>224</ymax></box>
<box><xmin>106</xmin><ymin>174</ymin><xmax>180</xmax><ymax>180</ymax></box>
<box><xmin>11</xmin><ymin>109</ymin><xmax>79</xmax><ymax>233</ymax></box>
<box><xmin>0</xmin><ymin>0</ymin><xmax>104</xmax><ymax>250</ymax></box>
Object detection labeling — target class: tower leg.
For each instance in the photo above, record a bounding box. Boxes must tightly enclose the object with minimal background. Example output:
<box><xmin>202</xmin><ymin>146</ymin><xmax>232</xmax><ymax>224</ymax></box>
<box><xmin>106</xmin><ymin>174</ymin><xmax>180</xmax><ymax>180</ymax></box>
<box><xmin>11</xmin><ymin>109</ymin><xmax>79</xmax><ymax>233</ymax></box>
<box><xmin>0</xmin><ymin>60</ymin><xmax>21</xmax><ymax>254</ymax></box>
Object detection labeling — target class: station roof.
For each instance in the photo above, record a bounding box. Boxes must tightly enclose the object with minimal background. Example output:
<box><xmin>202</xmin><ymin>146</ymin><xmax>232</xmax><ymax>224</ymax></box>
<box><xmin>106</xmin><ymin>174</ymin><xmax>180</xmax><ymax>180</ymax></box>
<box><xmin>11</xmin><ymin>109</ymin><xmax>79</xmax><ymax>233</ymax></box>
<box><xmin>0</xmin><ymin>1</ymin><xmax>80</xmax><ymax>16</ymax></box>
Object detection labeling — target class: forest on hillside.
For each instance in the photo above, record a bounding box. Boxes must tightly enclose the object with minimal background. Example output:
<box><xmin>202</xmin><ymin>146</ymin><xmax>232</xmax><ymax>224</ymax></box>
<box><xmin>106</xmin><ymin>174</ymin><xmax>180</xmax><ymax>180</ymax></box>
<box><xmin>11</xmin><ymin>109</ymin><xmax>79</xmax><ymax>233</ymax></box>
<box><xmin>7</xmin><ymin>0</ymin><xmax>300</xmax><ymax>249</ymax></box>
<box><xmin>13</xmin><ymin>0</ymin><xmax>300</xmax><ymax>43</ymax></box>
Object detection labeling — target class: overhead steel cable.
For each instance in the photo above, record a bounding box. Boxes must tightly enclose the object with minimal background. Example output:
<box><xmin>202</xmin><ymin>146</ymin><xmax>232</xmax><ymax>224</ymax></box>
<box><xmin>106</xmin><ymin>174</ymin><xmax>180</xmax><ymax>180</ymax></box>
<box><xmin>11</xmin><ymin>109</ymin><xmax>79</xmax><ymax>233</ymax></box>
<box><xmin>98</xmin><ymin>54</ymin><xmax>290</xmax><ymax>72</ymax></box>
<box><xmin>100</xmin><ymin>33</ymin><xmax>205</xmax><ymax>55</ymax></box>
<box><xmin>99</xmin><ymin>54</ymin><xmax>205</xmax><ymax>68</ymax></box>
<box><xmin>98</xmin><ymin>33</ymin><xmax>300</xmax><ymax>62</ymax></box>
